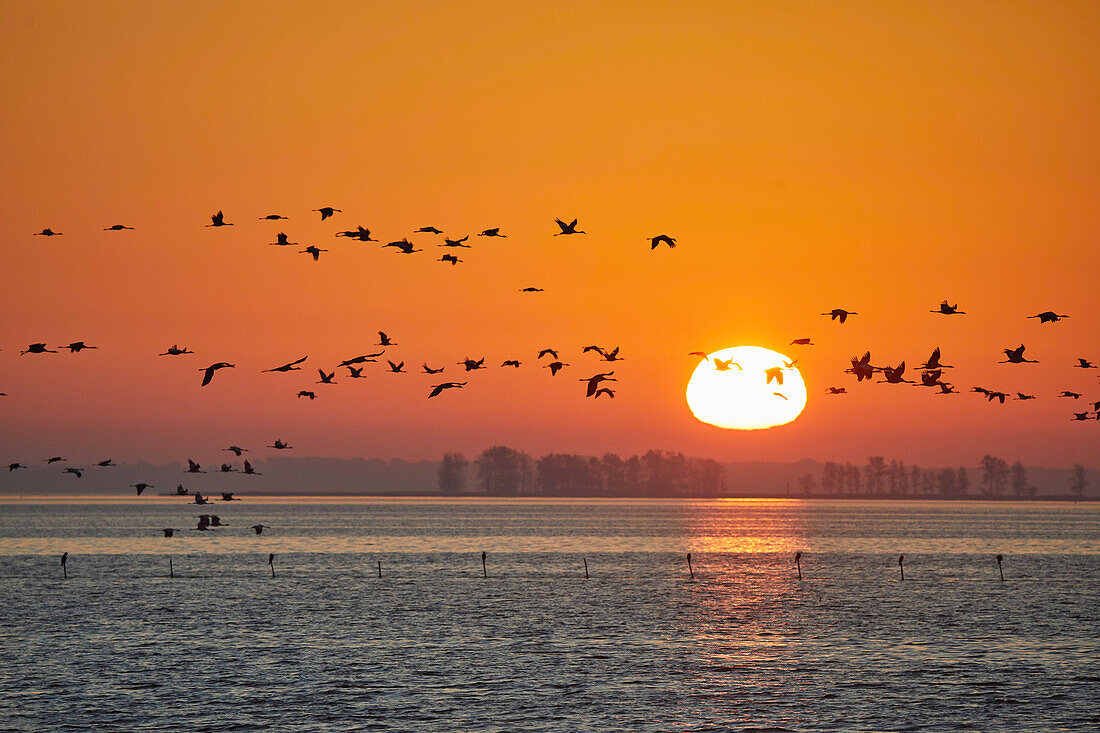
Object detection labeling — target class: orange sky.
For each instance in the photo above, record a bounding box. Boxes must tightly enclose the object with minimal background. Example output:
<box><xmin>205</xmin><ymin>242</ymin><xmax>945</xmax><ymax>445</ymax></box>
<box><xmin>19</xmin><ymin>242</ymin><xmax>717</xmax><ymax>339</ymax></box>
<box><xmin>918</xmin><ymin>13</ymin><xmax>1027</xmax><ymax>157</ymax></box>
<box><xmin>1</xmin><ymin>1</ymin><xmax>1097</xmax><ymax>467</ymax></box>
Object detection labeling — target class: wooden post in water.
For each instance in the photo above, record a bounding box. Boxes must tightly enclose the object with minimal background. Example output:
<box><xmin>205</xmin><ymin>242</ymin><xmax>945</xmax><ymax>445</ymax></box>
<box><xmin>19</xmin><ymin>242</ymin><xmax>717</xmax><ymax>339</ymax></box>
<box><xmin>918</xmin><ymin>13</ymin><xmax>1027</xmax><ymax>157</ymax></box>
<box><xmin>898</xmin><ymin>554</ymin><xmax>905</xmax><ymax>581</ymax></box>
<box><xmin>268</xmin><ymin>553</ymin><xmax>275</xmax><ymax>579</ymax></box>
<box><xmin>61</xmin><ymin>552</ymin><xmax>67</xmax><ymax>580</ymax></box>
<box><xmin>583</xmin><ymin>557</ymin><xmax>589</xmax><ymax>579</ymax></box>
<box><xmin>169</xmin><ymin>557</ymin><xmax>174</xmax><ymax>579</ymax></box>
<box><xmin>482</xmin><ymin>551</ymin><xmax>487</xmax><ymax>578</ymax></box>
<box><xmin>687</xmin><ymin>553</ymin><xmax>694</xmax><ymax>580</ymax></box>
<box><xmin>795</xmin><ymin>551</ymin><xmax>802</xmax><ymax>581</ymax></box>
<box><xmin>996</xmin><ymin>554</ymin><xmax>1004</xmax><ymax>582</ymax></box>
<box><xmin>377</xmin><ymin>560</ymin><xmax>382</xmax><ymax>578</ymax></box>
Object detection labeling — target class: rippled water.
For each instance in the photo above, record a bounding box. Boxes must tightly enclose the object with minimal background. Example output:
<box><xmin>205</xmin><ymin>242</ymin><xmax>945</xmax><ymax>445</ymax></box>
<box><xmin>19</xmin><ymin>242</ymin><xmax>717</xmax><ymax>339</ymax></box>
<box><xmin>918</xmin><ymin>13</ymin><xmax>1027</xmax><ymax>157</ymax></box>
<box><xmin>1</xmin><ymin>498</ymin><xmax>1098</xmax><ymax>731</ymax></box>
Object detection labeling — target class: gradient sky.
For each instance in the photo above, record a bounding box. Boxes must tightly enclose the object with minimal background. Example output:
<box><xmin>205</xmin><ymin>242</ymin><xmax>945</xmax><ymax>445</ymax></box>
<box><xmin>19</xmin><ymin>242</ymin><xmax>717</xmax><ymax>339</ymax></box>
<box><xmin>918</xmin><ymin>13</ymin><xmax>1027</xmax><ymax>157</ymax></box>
<box><xmin>1</xmin><ymin>1</ymin><xmax>1097</xmax><ymax>468</ymax></box>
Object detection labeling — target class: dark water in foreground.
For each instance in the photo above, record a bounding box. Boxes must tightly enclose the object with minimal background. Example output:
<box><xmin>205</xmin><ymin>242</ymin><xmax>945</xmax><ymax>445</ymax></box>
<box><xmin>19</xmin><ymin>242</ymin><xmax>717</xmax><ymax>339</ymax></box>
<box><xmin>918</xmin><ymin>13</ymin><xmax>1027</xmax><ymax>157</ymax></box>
<box><xmin>1</xmin><ymin>498</ymin><xmax>1097</xmax><ymax>731</ymax></box>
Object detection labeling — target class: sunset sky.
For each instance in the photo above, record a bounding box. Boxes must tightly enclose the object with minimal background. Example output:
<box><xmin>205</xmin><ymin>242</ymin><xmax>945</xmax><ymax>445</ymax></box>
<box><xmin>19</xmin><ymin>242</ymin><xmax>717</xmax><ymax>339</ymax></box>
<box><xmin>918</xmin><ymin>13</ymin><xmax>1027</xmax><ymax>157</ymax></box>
<box><xmin>1</xmin><ymin>1</ymin><xmax>1097</xmax><ymax>468</ymax></box>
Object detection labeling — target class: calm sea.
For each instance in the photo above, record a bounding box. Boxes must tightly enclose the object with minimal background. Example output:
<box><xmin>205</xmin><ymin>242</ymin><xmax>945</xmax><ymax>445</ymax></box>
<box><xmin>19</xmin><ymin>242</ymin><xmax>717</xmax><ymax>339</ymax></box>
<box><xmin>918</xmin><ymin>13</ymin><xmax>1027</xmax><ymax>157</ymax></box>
<box><xmin>1</xmin><ymin>497</ymin><xmax>1097</xmax><ymax>732</ymax></box>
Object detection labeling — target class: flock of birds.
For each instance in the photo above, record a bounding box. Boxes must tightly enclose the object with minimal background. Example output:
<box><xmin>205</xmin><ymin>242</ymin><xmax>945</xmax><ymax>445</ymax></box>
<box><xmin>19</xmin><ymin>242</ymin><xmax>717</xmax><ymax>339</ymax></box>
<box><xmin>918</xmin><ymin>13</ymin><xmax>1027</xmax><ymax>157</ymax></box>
<box><xmin>8</xmin><ymin>207</ymin><xmax>1097</xmax><ymax>538</ymax></box>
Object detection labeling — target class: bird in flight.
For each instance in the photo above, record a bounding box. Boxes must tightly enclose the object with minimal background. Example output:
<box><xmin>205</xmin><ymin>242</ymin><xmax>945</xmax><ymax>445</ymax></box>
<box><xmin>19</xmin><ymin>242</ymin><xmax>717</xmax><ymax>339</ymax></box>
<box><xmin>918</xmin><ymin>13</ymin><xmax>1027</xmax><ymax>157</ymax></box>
<box><xmin>346</xmin><ymin>366</ymin><xmax>365</xmax><ymax>378</ymax></box>
<box><xmin>479</xmin><ymin>228</ymin><xmax>506</xmax><ymax>237</ymax></box>
<box><xmin>545</xmin><ymin>361</ymin><xmax>569</xmax><ymax>376</ymax></box>
<box><xmin>199</xmin><ymin>362</ymin><xmax>234</xmax><ymax>386</ymax></box>
<box><xmin>847</xmin><ymin>352</ymin><xmax>876</xmax><ymax>382</ymax></box>
<box><xmin>879</xmin><ymin>362</ymin><xmax>912</xmax><ymax>384</ymax></box>
<box><xmin>62</xmin><ymin>467</ymin><xmax>83</xmax><ymax>478</ymax></box>
<box><xmin>1071</xmin><ymin>412</ymin><xmax>1092</xmax><ymax>421</ymax></box>
<box><xmin>790</xmin><ymin>338</ymin><xmax>813</xmax><ymax>346</ymax></box>
<box><xmin>1028</xmin><ymin>311</ymin><xmax>1068</xmax><ymax>323</ymax></box>
<box><xmin>34</xmin><ymin>228</ymin><xmax>62</xmax><ymax>236</ymax></box>
<box><xmin>459</xmin><ymin>358</ymin><xmax>486</xmax><ymax>371</ymax></box>
<box><xmin>825</xmin><ymin>387</ymin><xmax>847</xmax><ymax>394</ymax></box>
<box><xmin>1073</xmin><ymin>358</ymin><xmax>1094</xmax><ymax>369</ymax></box>
<box><xmin>428</xmin><ymin>382</ymin><xmax>467</xmax><ymax>398</ymax></box>
<box><xmin>263</xmin><ymin>356</ymin><xmax>308</xmax><ymax>373</ymax></box>
<box><xmin>384</xmin><ymin>238</ymin><xmax>422</xmax><ymax>254</ymax></box>
<box><xmin>501</xmin><ymin>359</ymin><xmax>521</xmax><ymax>368</ymax></box>
<box><xmin>159</xmin><ymin>344</ymin><xmax>193</xmax><ymax>356</ymax></box>
<box><xmin>554</xmin><ymin>218</ymin><xmax>585</xmax><ymax>235</ymax></box>
<box><xmin>583</xmin><ymin>346</ymin><xmax>623</xmax><ymax>361</ymax></box>
<box><xmin>223</xmin><ymin>446</ymin><xmax>248</xmax><ymax>456</ymax></box>
<box><xmin>377</xmin><ymin>332</ymin><xmax>397</xmax><ymax>346</ymax></box>
<box><xmin>162</xmin><ymin>528</ymin><xmax>178</xmax><ymax>537</ymax></box>
<box><xmin>920</xmin><ymin>347</ymin><xmax>953</xmax><ymax>370</ymax></box>
<box><xmin>242</xmin><ymin>460</ymin><xmax>261</xmax><ymax>475</ymax></box>
<box><xmin>1059</xmin><ymin>391</ymin><xmax>1082</xmax><ymax>399</ymax></box>
<box><xmin>336</xmin><ymin>226</ymin><xmax>375</xmax><ymax>241</ymax></box>
<box><xmin>218</xmin><ymin>464</ymin><xmax>236</xmax><ymax>473</ymax></box>
<box><xmin>317</xmin><ymin>369</ymin><xmax>336</xmax><ymax>384</ymax></box>
<box><xmin>297</xmin><ymin>391</ymin><xmax>316</xmax><ymax>399</ymax></box>
<box><xmin>648</xmin><ymin>235</ymin><xmax>676</xmax><ymax>249</ymax></box>
<box><xmin>185</xmin><ymin>459</ymin><xmax>205</xmax><ymax>474</ymax></box>
<box><xmin>441</xmin><ymin>236</ymin><xmax>470</xmax><ymax>247</ymax></box>
<box><xmin>387</xmin><ymin>360</ymin><xmax>406</xmax><ymax>373</ymax></box>
<box><xmin>338</xmin><ymin>351</ymin><xmax>384</xmax><ymax>367</ymax></box>
<box><xmin>519</xmin><ymin>287</ymin><xmax>544</xmax><ymax>293</ymax></box>
<box><xmin>919</xmin><ymin>370</ymin><xmax>943</xmax><ymax>388</ymax></box>
<box><xmin>931</xmin><ymin>300</ymin><xmax>965</xmax><ymax>315</ymax></box>
<box><xmin>439</xmin><ymin>254</ymin><xmax>461</xmax><ymax>265</ymax></box>
<box><xmin>95</xmin><ymin>459</ymin><xmax>116</xmax><ymax>467</ymax></box>
<box><xmin>417</xmin><ymin>226</ymin><xmax>443</xmax><ymax>234</ymax></box>
<box><xmin>936</xmin><ymin>383</ymin><xmax>957</xmax><ymax>395</ymax></box>
<box><xmin>580</xmin><ymin>371</ymin><xmax>616</xmax><ymax>397</ymax></box>
<box><xmin>269</xmin><ymin>439</ymin><xmax>292</xmax><ymax>450</ymax></box>
<box><xmin>60</xmin><ymin>341</ymin><xmax>97</xmax><ymax>353</ymax></box>
<box><xmin>300</xmin><ymin>245</ymin><xmax>327</xmax><ymax>261</ymax></box>
<box><xmin>764</xmin><ymin>367</ymin><xmax>785</xmax><ymax>386</ymax></box>
<box><xmin>103</xmin><ymin>224</ymin><xmax>134</xmax><ymax>231</ymax></box>
<box><xmin>422</xmin><ymin>364</ymin><xmax>445</xmax><ymax>374</ymax></box>
<box><xmin>1000</xmin><ymin>345</ymin><xmax>1038</xmax><ymax>364</ymax></box>
<box><xmin>594</xmin><ymin>387</ymin><xmax>615</xmax><ymax>399</ymax></box>
<box><xmin>822</xmin><ymin>309</ymin><xmax>857</xmax><ymax>323</ymax></box>
<box><xmin>7</xmin><ymin>463</ymin><xmax>27</xmax><ymax>471</ymax></box>
<box><xmin>21</xmin><ymin>343</ymin><xmax>57</xmax><ymax>354</ymax></box>
<box><xmin>206</xmin><ymin>211</ymin><xmax>233</xmax><ymax>227</ymax></box>
<box><xmin>713</xmin><ymin>357</ymin><xmax>742</xmax><ymax>371</ymax></box>
<box><xmin>250</xmin><ymin>524</ymin><xmax>270</xmax><ymax>535</ymax></box>
<box><xmin>259</xmin><ymin>213</ymin><xmax>288</xmax><ymax>220</ymax></box>
<box><xmin>45</xmin><ymin>456</ymin><xmax>66</xmax><ymax>464</ymax></box>
<box><xmin>538</xmin><ymin>349</ymin><xmax>559</xmax><ymax>360</ymax></box>
<box><xmin>270</xmin><ymin>232</ymin><xmax>297</xmax><ymax>246</ymax></box>
<box><xmin>1015</xmin><ymin>393</ymin><xmax>1036</xmax><ymax>401</ymax></box>
<box><xmin>314</xmin><ymin>207</ymin><xmax>341</xmax><ymax>220</ymax></box>
<box><xmin>132</xmin><ymin>483</ymin><xmax>153</xmax><ymax>495</ymax></box>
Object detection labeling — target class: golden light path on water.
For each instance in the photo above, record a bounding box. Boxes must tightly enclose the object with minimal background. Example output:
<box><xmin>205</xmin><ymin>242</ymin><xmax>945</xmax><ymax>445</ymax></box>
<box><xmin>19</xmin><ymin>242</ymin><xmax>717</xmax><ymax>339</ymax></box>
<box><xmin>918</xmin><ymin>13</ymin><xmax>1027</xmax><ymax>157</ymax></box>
<box><xmin>686</xmin><ymin>346</ymin><xmax>807</xmax><ymax>429</ymax></box>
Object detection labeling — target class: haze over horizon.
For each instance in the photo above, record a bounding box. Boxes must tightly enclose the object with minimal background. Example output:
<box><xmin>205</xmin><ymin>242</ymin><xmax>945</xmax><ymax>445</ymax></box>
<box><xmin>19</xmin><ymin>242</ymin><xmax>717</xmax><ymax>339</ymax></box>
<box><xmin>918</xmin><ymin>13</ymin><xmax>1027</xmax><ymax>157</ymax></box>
<box><xmin>2</xmin><ymin>1</ymin><xmax>1097</xmax><ymax>469</ymax></box>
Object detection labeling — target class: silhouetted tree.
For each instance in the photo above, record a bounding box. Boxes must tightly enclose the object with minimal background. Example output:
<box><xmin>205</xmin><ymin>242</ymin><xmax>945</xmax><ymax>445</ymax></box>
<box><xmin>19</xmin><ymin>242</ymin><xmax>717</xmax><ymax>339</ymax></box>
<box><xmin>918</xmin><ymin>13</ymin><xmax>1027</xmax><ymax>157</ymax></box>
<box><xmin>1071</xmin><ymin>464</ymin><xmax>1087</xmax><ymax>499</ymax></box>
<box><xmin>476</xmin><ymin>446</ymin><xmax>532</xmax><ymax>495</ymax></box>
<box><xmin>937</xmin><ymin>468</ymin><xmax>957</xmax><ymax>497</ymax></box>
<box><xmin>798</xmin><ymin>473</ymin><xmax>816</xmax><ymax>496</ymax></box>
<box><xmin>865</xmin><ymin>456</ymin><xmax>887</xmax><ymax>495</ymax></box>
<box><xmin>821</xmin><ymin>462</ymin><xmax>839</xmax><ymax>494</ymax></box>
<box><xmin>980</xmin><ymin>455</ymin><xmax>1009</xmax><ymax>497</ymax></box>
<box><xmin>957</xmin><ymin>467</ymin><xmax>970</xmax><ymax>497</ymax></box>
<box><xmin>1010</xmin><ymin>461</ymin><xmax>1035</xmax><ymax>498</ymax></box>
<box><xmin>438</xmin><ymin>452</ymin><xmax>467</xmax><ymax>495</ymax></box>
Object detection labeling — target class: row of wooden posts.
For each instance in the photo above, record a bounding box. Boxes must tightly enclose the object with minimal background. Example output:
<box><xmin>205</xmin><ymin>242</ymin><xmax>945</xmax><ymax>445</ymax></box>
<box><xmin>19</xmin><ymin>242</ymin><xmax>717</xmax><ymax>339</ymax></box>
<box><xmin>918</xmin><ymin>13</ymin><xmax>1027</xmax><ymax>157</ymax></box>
<box><xmin>57</xmin><ymin>551</ymin><xmax>1006</xmax><ymax>581</ymax></box>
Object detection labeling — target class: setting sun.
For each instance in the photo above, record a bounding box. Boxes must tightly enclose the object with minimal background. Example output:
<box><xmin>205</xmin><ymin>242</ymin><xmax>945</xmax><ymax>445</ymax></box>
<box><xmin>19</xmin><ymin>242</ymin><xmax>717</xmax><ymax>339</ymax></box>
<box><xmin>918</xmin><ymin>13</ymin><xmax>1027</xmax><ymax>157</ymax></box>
<box><xmin>686</xmin><ymin>346</ymin><xmax>807</xmax><ymax>430</ymax></box>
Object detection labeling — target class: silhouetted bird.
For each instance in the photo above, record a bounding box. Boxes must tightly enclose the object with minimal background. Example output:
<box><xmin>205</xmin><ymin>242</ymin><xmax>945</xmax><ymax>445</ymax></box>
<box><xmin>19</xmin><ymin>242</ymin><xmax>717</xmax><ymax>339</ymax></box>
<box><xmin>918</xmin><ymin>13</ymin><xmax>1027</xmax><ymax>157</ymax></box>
<box><xmin>250</xmin><ymin>524</ymin><xmax>269</xmax><ymax>535</ymax></box>
<box><xmin>538</xmin><ymin>348</ymin><xmax>559</xmax><ymax>360</ymax></box>
<box><xmin>63</xmin><ymin>467</ymin><xmax>83</xmax><ymax>478</ymax></box>
<box><xmin>822</xmin><ymin>309</ymin><xmax>857</xmax><ymax>323</ymax></box>
<box><xmin>825</xmin><ymin>387</ymin><xmax>847</xmax><ymax>394</ymax></box>
<box><xmin>439</xmin><ymin>254</ymin><xmax>461</xmax><ymax>265</ymax></box>
<box><xmin>270</xmin><ymin>232</ymin><xmax>297</xmax><ymax>246</ymax></box>
<box><xmin>61</xmin><ymin>341</ymin><xmax>97</xmax><ymax>353</ymax></box>
<box><xmin>7</xmin><ymin>463</ymin><xmax>26</xmax><ymax>471</ymax></box>
<box><xmin>383</xmin><ymin>239</ymin><xmax>421</xmax><ymax>254</ymax></box>
<box><xmin>297</xmin><ymin>390</ymin><xmax>316</xmax><ymax>399</ymax></box>
<box><xmin>919</xmin><ymin>370</ymin><xmax>943</xmax><ymax>387</ymax></box>
<box><xmin>317</xmin><ymin>369</ymin><xmax>336</xmax><ymax>384</ymax></box>
<box><xmin>259</xmin><ymin>214</ymin><xmax>288</xmax><ymax>220</ymax></box>
<box><xmin>790</xmin><ymin>338</ymin><xmax>813</xmax><ymax>346</ymax></box>
<box><xmin>218</xmin><ymin>464</ymin><xmax>236</xmax><ymax>473</ymax></box>
<box><xmin>688</xmin><ymin>351</ymin><xmax>708</xmax><ymax>359</ymax></box>
<box><xmin>103</xmin><ymin>224</ymin><xmax>134</xmax><ymax>230</ymax></box>
<box><xmin>132</xmin><ymin>483</ymin><xmax>153</xmax><ymax>495</ymax></box>
<box><xmin>21</xmin><ymin>343</ymin><xmax>57</xmax><ymax>354</ymax></box>
<box><xmin>1059</xmin><ymin>391</ymin><xmax>1082</xmax><ymax>399</ymax></box>
<box><xmin>199</xmin><ymin>362</ymin><xmax>234</xmax><ymax>386</ymax></box>
<box><xmin>377</xmin><ymin>331</ymin><xmax>396</xmax><ymax>346</ymax></box>
<box><xmin>338</xmin><ymin>351</ymin><xmax>384</xmax><ymax>367</ymax></box>
<box><xmin>423</xmin><ymin>364</ymin><xmax>445</xmax><ymax>374</ymax></box>
<box><xmin>519</xmin><ymin>287</ymin><xmax>544</xmax><ymax>293</ymax></box>
<box><xmin>192</xmin><ymin>493</ymin><xmax>211</xmax><ymax>505</ymax></box>
<box><xmin>347</xmin><ymin>366</ymin><xmax>365</xmax><ymax>378</ymax></box>
<box><xmin>314</xmin><ymin>207</ymin><xmax>341</xmax><ymax>220</ymax></box>
<box><xmin>1000</xmin><ymin>345</ymin><xmax>1038</xmax><ymax>364</ymax></box>
<box><xmin>648</xmin><ymin>234</ymin><xmax>676</xmax><ymax>249</ymax></box>
<box><xmin>242</xmin><ymin>460</ymin><xmax>261</xmax><ymax>475</ymax></box>
<box><xmin>545</xmin><ymin>361</ymin><xmax>569</xmax><ymax>376</ymax></box>
<box><xmin>1072</xmin><ymin>412</ymin><xmax>1092</xmax><ymax>421</ymax></box>
<box><xmin>554</xmin><ymin>218</ymin><xmax>585</xmax><ymax>235</ymax></box>
<box><xmin>269</xmin><ymin>439</ymin><xmax>291</xmax><ymax>449</ymax></box>
<box><xmin>594</xmin><ymin>387</ymin><xmax>615</xmax><ymax>398</ymax></box>
<box><xmin>428</xmin><ymin>382</ymin><xmax>467</xmax><ymax>398</ymax></box>
<box><xmin>1028</xmin><ymin>311</ymin><xmax>1068</xmax><ymax>323</ymax></box>
<box><xmin>501</xmin><ymin>359</ymin><xmax>521</xmax><ymax>368</ymax></box>
<box><xmin>764</xmin><ymin>367</ymin><xmax>785</xmax><ymax>386</ymax></box>
<box><xmin>224</xmin><ymin>446</ymin><xmax>248</xmax><ymax>456</ymax></box>
<box><xmin>159</xmin><ymin>344</ymin><xmax>193</xmax><ymax>356</ymax></box>
<box><xmin>162</xmin><ymin>528</ymin><xmax>178</xmax><ymax>537</ymax></box>
<box><xmin>300</xmin><ymin>245</ymin><xmax>327</xmax><ymax>260</ymax></box>
<box><xmin>1016</xmin><ymin>393</ymin><xmax>1036</xmax><ymax>400</ymax></box>
<box><xmin>879</xmin><ymin>362</ymin><xmax>912</xmax><ymax>384</ymax></box>
<box><xmin>336</xmin><ymin>226</ymin><xmax>375</xmax><ymax>241</ymax></box>
<box><xmin>95</xmin><ymin>459</ymin><xmax>116</xmax><ymax>467</ymax></box>
<box><xmin>175</xmin><ymin>485</ymin><xmax>188</xmax><ymax>495</ymax></box>
<box><xmin>580</xmin><ymin>372</ymin><xmax>616</xmax><ymax>397</ymax></box>
<box><xmin>936</xmin><ymin>383</ymin><xmax>957</xmax><ymax>395</ymax></box>
<box><xmin>417</xmin><ymin>226</ymin><xmax>443</xmax><ymax>234</ymax></box>
<box><xmin>985</xmin><ymin>391</ymin><xmax>1008</xmax><ymax>404</ymax></box>
<box><xmin>479</xmin><ymin>228</ymin><xmax>506</xmax><ymax>237</ymax></box>
<box><xmin>35</xmin><ymin>228</ymin><xmax>62</xmax><ymax>236</ymax></box>
<box><xmin>713</xmin><ymin>357</ymin><xmax>742</xmax><ymax>371</ymax></box>
<box><xmin>1074</xmin><ymin>358</ymin><xmax>1095</xmax><ymax>369</ymax></box>
<box><xmin>583</xmin><ymin>346</ymin><xmax>622</xmax><ymax>361</ymax></box>
<box><xmin>847</xmin><ymin>352</ymin><xmax>876</xmax><ymax>382</ymax></box>
<box><xmin>921</xmin><ymin>347</ymin><xmax>953</xmax><ymax>370</ymax></box>
<box><xmin>185</xmin><ymin>459</ymin><xmax>205</xmax><ymax>474</ymax></box>
<box><xmin>442</xmin><ymin>236</ymin><xmax>470</xmax><ymax>247</ymax></box>
<box><xmin>194</xmin><ymin>516</ymin><xmax>212</xmax><ymax>531</ymax></box>
<box><xmin>263</xmin><ymin>356</ymin><xmax>308</xmax><ymax>373</ymax></box>
<box><xmin>931</xmin><ymin>300</ymin><xmax>964</xmax><ymax>315</ymax></box>
<box><xmin>459</xmin><ymin>358</ymin><xmax>486</xmax><ymax>371</ymax></box>
<box><xmin>207</xmin><ymin>211</ymin><xmax>233</xmax><ymax>227</ymax></box>
<box><xmin>221</xmin><ymin>492</ymin><xmax>238</xmax><ymax>501</ymax></box>
<box><xmin>387</xmin><ymin>360</ymin><xmax>406</xmax><ymax>373</ymax></box>
<box><xmin>45</xmin><ymin>456</ymin><xmax>66</xmax><ymax>464</ymax></box>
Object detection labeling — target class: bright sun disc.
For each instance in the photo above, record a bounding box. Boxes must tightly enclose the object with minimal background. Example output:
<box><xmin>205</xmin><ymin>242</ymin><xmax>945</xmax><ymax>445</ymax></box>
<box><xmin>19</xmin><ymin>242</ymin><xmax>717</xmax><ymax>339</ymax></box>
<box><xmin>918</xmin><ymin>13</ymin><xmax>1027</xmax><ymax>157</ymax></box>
<box><xmin>686</xmin><ymin>345</ymin><xmax>807</xmax><ymax>430</ymax></box>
